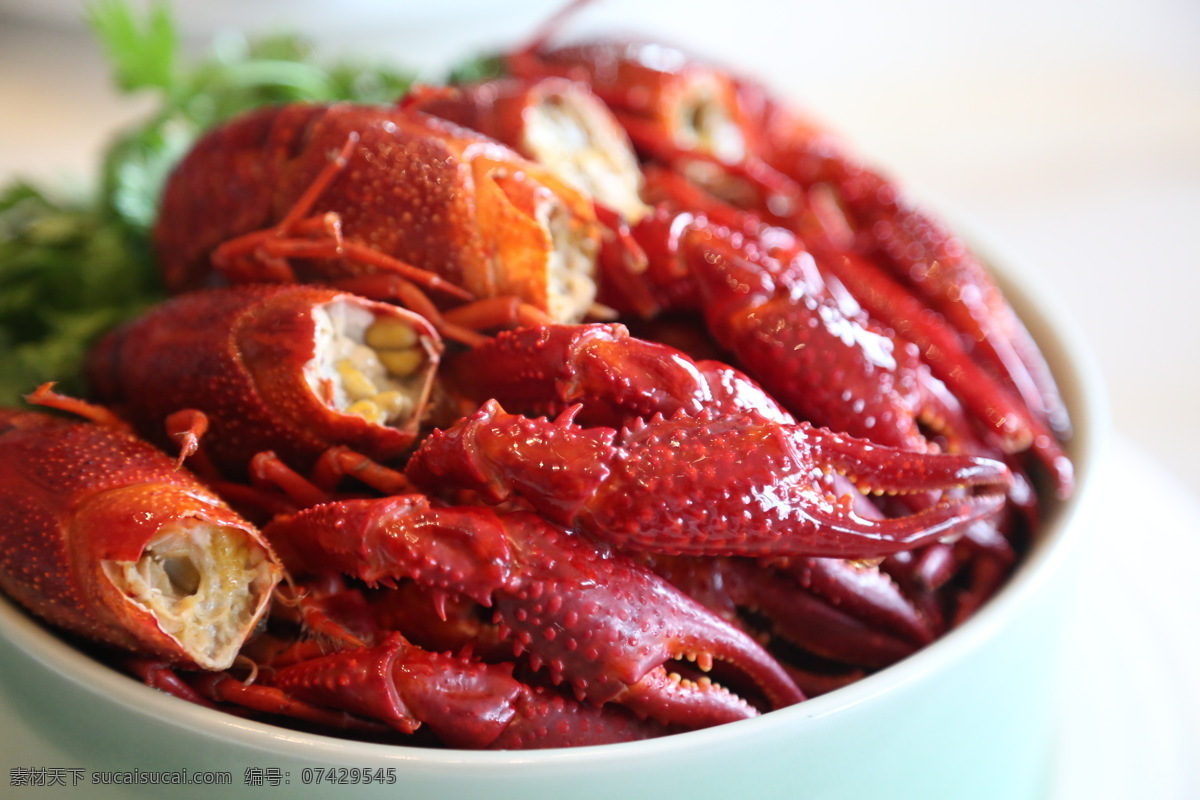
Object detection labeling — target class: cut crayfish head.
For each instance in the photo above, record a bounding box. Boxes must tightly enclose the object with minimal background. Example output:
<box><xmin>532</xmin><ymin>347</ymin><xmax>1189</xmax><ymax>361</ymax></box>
<box><xmin>86</xmin><ymin>284</ymin><xmax>443</xmax><ymax>477</ymax></box>
<box><xmin>507</xmin><ymin>38</ymin><xmax>750</xmax><ymax>166</ymax></box>
<box><xmin>467</xmin><ymin>150</ymin><xmax>602</xmax><ymax>323</ymax></box>
<box><xmin>82</xmin><ymin>486</ymin><xmax>281</xmax><ymax>671</ymax></box>
<box><xmin>410</xmin><ymin>77</ymin><xmax>650</xmax><ymax>225</ymax></box>
<box><xmin>0</xmin><ymin>408</ymin><xmax>282</xmax><ymax>671</ymax></box>
<box><xmin>155</xmin><ymin>103</ymin><xmax>604</xmax><ymax>324</ymax></box>
<box><xmin>269</xmin><ymin>291</ymin><xmax>442</xmax><ymax>444</ymax></box>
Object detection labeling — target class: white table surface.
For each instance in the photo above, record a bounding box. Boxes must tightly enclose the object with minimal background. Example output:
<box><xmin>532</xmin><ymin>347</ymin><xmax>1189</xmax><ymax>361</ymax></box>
<box><xmin>1</xmin><ymin>1</ymin><xmax>1198</xmax><ymax>795</ymax></box>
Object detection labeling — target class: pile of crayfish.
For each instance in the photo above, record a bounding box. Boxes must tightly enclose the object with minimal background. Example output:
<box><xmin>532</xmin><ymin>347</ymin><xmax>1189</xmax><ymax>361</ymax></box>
<box><xmin>0</xmin><ymin>26</ymin><xmax>1074</xmax><ymax>750</ymax></box>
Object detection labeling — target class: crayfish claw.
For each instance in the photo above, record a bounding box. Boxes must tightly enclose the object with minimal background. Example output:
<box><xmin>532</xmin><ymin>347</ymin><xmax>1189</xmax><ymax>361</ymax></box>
<box><xmin>615</xmin><ymin>666</ymin><xmax>759</xmax><ymax>728</ymax></box>
<box><xmin>801</xmin><ymin>423</ymin><xmax>1012</xmax><ymax>496</ymax></box>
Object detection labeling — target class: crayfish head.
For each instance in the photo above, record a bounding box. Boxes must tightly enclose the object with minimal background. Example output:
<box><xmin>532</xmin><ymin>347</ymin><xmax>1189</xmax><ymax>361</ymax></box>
<box><xmin>104</xmin><ymin>519</ymin><xmax>280</xmax><ymax>671</ymax></box>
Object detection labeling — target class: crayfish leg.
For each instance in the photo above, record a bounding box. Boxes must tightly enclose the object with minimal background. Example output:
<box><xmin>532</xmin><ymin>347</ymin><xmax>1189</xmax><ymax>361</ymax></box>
<box><xmin>309</xmin><ymin>446</ymin><xmax>412</xmax><ymax>496</ymax></box>
<box><xmin>163</xmin><ymin>409</ymin><xmax>208</xmax><ymax>468</ymax></box>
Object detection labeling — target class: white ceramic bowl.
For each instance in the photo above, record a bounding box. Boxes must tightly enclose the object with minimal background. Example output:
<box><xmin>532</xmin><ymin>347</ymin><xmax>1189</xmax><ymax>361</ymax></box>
<box><xmin>0</xmin><ymin>236</ymin><xmax>1105</xmax><ymax>800</ymax></box>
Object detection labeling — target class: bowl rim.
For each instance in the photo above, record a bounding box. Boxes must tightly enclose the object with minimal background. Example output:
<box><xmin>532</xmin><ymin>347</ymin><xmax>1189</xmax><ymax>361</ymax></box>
<box><xmin>0</xmin><ymin>224</ymin><xmax>1108</xmax><ymax>766</ymax></box>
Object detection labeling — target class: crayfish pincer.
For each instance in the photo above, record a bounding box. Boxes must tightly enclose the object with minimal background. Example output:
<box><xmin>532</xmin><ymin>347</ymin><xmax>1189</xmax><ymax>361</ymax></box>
<box><xmin>263</xmin><ymin>494</ymin><xmax>803</xmax><ymax>729</ymax></box>
<box><xmin>0</xmin><ymin>389</ymin><xmax>282</xmax><ymax>670</ymax></box>
<box><xmin>408</xmin><ymin>400</ymin><xmax>1012</xmax><ymax>560</ymax></box>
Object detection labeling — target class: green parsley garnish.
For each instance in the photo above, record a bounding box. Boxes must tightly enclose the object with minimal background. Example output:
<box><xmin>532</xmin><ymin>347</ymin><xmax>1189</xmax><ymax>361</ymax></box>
<box><xmin>0</xmin><ymin>0</ymin><xmax>420</xmax><ymax>405</ymax></box>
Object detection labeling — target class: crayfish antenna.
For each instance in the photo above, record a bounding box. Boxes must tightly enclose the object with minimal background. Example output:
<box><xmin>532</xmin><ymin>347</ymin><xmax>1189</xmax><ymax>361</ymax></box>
<box><xmin>23</xmin><ymin>382</ymin><xmax>132</xmax><ymax>432</ymax></box>
<box><xmin>310</xmin><ymin>446</ymin><xmax>412</xmax><ymax>496</ymax></box>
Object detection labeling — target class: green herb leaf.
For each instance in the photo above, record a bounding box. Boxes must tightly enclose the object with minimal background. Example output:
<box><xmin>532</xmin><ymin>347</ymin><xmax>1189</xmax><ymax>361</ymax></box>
<box><xmin>447</xmin><ymin>54</ymin><xmax>506</xmax><ymax>85</ymax></box>
<box><xmin>0</xmin><ymin>182</ymin><xmax>162</xmax><ymax>405</ymax></box>
<box><xmin>89</xmin><ymin>15</ymin><xmax>417</xmax><ymax>236</ymax></box>
<box><xmin>86</xmin><ymin>0</ymin><xmax>178</xmax><ymax>93</ymax></box>
<box><xmin>2</xmin><ymin>0</ymin><xmax>494</xmax><ymax>409</ymax></box>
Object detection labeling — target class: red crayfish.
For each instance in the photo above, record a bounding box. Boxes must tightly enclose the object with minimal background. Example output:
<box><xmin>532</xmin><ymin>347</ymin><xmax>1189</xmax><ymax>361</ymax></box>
<box><xmin>518</xmin><ymin>33</ymin><xmax>1071</xmax><ymax>470</ymax></box>
<box><xmin>0</xmin><ymin>17</ymin><xmax>1077</xmax><ymax>750</ymax></box>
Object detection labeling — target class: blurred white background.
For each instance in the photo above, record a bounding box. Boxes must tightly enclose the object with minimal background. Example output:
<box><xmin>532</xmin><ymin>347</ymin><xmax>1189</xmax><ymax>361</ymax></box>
<box><xmin>1</xmin><ymin>2</ymin><xmax>1198</xmax><ymax>796</ymax></box>
<box><xmin>2</xmin><ymin>0</ymin><xmax>1198</xmax><ymax>498</ymax></box>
